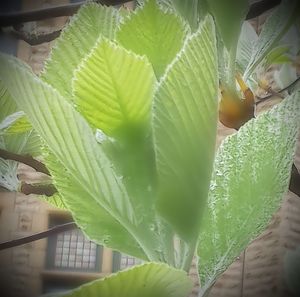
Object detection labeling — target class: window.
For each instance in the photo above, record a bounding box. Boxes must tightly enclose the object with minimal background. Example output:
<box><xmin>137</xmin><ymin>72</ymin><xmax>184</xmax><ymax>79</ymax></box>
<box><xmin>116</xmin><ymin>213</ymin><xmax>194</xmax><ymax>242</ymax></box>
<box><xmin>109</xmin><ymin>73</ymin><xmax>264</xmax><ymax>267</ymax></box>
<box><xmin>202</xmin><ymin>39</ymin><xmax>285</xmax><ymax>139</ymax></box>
<box><xmin>112</xmin><ymin>252</ymin><xmax>142</xmax><ymax>272</ymax></box>
<box><xmin>46</xmin><ymin>214</ymin><xmax>102</xmax><ymax>273</ymax></box>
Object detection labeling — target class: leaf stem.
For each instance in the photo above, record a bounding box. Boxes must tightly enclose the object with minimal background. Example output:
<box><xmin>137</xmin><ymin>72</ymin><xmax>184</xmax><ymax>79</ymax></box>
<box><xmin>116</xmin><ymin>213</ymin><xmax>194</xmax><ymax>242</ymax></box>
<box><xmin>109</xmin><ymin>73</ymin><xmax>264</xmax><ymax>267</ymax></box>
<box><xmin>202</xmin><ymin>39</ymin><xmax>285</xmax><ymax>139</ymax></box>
<box><xmin>181</xmin><ymin>239</ymin><xmax>198</xmax><ymax>272</ymax></box>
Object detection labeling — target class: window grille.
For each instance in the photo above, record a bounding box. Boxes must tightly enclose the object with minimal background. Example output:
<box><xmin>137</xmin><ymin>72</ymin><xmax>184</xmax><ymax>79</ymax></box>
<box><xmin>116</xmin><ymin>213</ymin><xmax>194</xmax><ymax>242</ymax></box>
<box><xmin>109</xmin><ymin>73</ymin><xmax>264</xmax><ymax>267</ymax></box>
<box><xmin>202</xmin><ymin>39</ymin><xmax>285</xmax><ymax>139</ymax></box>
<box><xmin>47</xmin><ymin>216</ymin><xmax>102</xmax><ymax>272</ymax></box>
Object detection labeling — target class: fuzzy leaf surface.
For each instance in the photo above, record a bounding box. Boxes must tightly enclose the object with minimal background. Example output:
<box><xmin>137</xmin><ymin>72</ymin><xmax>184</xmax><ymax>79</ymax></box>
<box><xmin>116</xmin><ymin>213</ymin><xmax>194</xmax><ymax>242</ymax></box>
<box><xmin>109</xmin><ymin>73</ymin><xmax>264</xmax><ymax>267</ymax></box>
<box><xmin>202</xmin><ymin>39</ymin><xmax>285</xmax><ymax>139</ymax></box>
<box><xmin>0</xmin><ymin>54</ymin><xmax>159</xmax><ymax>260</ymax></box>
<box><xmin>153</xmin><ymin>16</ymin><xmax>218</xmax><ymax>241</ymax></box>
<box><xmin>41</xmin><ymin>3</ymin><xmax>120</xmax><ymax>98</ymax></box>
<box><xmin>198</xmin><ymin>92</ymin><xmax>300</xmax><ymax>292</ymax></box>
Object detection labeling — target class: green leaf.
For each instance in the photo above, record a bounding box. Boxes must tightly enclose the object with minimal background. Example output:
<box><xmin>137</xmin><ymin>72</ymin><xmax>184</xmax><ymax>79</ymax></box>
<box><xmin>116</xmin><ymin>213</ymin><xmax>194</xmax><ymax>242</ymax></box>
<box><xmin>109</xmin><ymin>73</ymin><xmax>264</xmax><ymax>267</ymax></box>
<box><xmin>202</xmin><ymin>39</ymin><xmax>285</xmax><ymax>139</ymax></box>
<box><xmin>171</xmin><ymin>0</ymin><xmax>199</xmax><ymax>31</ymax></box>
<box><xmin>0</xmin><ymin>54</ymin><xmax>160</xmax><ymax>261</ymax></box>
<box><xmin>52</xmin><ymin>263</ymin><xmax>192</xmax><ymax>297</ymax></box>
<box><xmin>43</xmin><ymin>149</ymin><xmax>147</xmax><ymax>258</ymax></box>
<box><xmin>73</xmin><ymin>38</ymin><xmax>155</xmax><ymax>136</ymax></box>
<box><xmin>116</xmin><ymin>0</ymin><xmax>189</xmax><ymax>78</ymax></box>
<box><xmin>0</xmin><ymin>111</ymin><xmax>32</xmax><ymax>134</ymax></box>
<box><xmin>204</xmin><ymin>0</ymin><xmax>249</xmax><ymax>50</ymax></box>
<box><xmin>198</xmin><ymin>92</ymin><xmax>300</xmax><ymax>292</ymax></box>
<box><xmin>244</xmin><ymin>0</ymin><xmax>299</xmax><ymax>80</ymax></box>
<box><xmin>153</xmin><ymin>16</ymin><xmax>218</xmax><ymax>241</ymax></box>
<box><xmin>41</xmin><ymin>3</ymin><xmax>120</xmax><ymax>98</ymax></box>
<box><xmin>0</xmin><ymin>80</ymin><xmax>17</xmax><ymax>122</ymax></box>
<box><xmin>263</xmin><ymin>45</ymin><xmax>291</xmax><ymax>68</ymax></box>
<box><xmin>236</xmin><ymin>21</ymin><xmax>258</xmax><ymax>73</ymax></box>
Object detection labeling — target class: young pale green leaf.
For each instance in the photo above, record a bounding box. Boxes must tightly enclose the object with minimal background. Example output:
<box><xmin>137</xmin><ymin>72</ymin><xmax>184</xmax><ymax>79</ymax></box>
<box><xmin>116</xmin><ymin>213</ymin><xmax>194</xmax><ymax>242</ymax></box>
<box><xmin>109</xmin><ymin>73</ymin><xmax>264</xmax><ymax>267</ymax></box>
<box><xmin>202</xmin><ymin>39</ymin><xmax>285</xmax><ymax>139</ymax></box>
<box><xmin>0</xmin><ymin>54</ymin><xmax>160</xmax><ymax>261</ymax></box>
<box><xmin>204</xmin><ymin>0</ymin><xmax>249</xmax><ymax>50</ymax></box>
<box><xmin>50</xmin><ymin>263</ymin><xmax>192</xmax><ymax>297</ymax></box>
<box><xmin>0</xmin><ymin>111</ymin><xmax>32</xmax><ymax>134</ymax></box>
<box><xmin>153</xmin><ymin>16</ymin><xmax>218</xmax><ymax>241</ymax></box>
<box><xmin>41</xmin><ymin>3</ymin><xmax>120</xmax><ymax>98</ymax></box>
<box><xmin>244</xmin><ymin>0</ymin><xmax>299</xmax><ymax>80</ymax></box>
<box><xmin>73</xmin><ymin>38</ymin><xmax>155</xmax><ymax>136</ymax></box>
<box><xmin>263</xmin><ymin>45</ymin><xmax>291</xmax><ymax>68</ymax></box>
<box><xmin>116</xmin><ymin>0</ymin><xmax>188</xmax><ymax>78</ymax></box>
<box><xmin>198</xmin><ymin>92</ymin><xmax>300</xmax><ymax>292</ymax></box>
<box><xmin>236</xmin><ymin>21</ymin><xmax>258</xmax><ymax>73</ymax></box>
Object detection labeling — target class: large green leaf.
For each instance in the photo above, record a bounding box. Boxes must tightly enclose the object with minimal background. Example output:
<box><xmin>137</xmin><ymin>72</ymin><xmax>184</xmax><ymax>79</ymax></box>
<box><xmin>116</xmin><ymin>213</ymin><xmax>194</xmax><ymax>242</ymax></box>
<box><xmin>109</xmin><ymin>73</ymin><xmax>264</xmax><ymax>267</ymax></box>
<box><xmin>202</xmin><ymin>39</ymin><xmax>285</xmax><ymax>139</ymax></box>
<box><xmin>204</xmin><ymin>0</ymin><xmax>249</xmax><ymax>50</ymax></box>
<box><xmin>244</xmin><ymin>0</ymin><xmax>299</xmax><ymax>80</ymax></box>
<box><xmin>0</xmin><ymin>54</ymin><xmax>160</xmax><ymax>261</ymax></box>
<box><xmin>73</xmin><ymin>38</ymin><xmax>155</xmax><ymax>136</ymax></box>
<box><xmin>152</xmin><ymin>16</ymin><xmax>218</xmax><ymax>241</ymax></box>
<box><xmin>198</xmin><ymin>92</ymin><xmax>300</xmax><ymax>293</ymax></box>
<box><xmin>41</xmin><ymin>3</ymin><xmax>120</xmax><ymax>98</ymax></box>
<box><xmin>51</xmin><ymin>263</ymin><xmax>192</xmax><ymax>297</ymax></box>
<box><xmin>116</xmin><ymin>0</ymin><xmax>188</xmax><ymax>78</ymax></box>
<box><xmin>44</xmin><ymin>150</ymin><xmax>147</xmax><ymax>259</ymax></box>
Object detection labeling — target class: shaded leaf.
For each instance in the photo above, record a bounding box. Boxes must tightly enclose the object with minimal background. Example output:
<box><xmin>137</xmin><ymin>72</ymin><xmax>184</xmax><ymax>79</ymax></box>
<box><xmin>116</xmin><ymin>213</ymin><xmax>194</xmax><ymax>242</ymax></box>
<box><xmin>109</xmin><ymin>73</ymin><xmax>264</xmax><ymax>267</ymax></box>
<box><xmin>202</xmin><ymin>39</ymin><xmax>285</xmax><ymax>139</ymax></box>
<box><xmin>153</xmin><ymin>16</ymin><xmax>218</xmax><ymax>241</ymax></box>
<box><xmin>204</xmin><ymin>0</ymin><xmax>249</xmax><ymax>50</ymax></box>
<box><xmin>236</xmin><ymin>21</ymin><xmax>258</xmax><ymax>73</ymax></box>
<box><xmin>52</xmin><ymin>263</ymin><xmax>192</xmax><ymax>297</ymax></box>
<box><xmin>198</xmin><ymin>92</ymin><xmax>300</xmax><ymax>292</ymax></box>
<box><xmin>244</xmin><ymin>0</ymin><xmax>299</xmax><ymax>80</ymax></box>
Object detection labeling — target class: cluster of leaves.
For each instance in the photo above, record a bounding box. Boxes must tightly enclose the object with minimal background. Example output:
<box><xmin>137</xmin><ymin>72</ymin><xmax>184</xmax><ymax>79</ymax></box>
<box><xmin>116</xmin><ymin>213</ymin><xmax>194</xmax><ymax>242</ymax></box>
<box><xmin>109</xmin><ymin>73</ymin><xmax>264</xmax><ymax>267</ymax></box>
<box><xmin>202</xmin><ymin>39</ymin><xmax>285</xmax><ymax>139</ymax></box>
<box><xmin>0</xmin><ymin>0</ymin><xmax>299</xmax><ymax>296</ymax></box>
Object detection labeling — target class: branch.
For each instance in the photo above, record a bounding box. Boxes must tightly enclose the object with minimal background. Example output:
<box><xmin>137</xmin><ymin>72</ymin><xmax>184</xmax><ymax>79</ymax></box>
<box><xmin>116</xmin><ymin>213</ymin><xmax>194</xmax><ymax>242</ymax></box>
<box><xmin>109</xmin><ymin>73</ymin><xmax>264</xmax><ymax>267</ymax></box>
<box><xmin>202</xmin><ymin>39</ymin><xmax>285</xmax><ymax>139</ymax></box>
<box><xmin>0</xmin><ymin>222</ymin><xmax>77</xmax><ymax>251</ymax></box>
<box><xmin>256</xmin><ymin>76</ymin><xmax>300</xmax><ymax>105</ymax></box>
<box><xmin>0</xmin><ymin>0</ymin><xmax>280</xmax><ymax>28</ymax></box>
<box><xmin>0</xmin><ymin>148</ymin><xmax>50</xmax><ymax>175</ymax></box>
<box><xmin>20</xmin><ymin>182</ymin><xmax>57</xmax><ymax>197</ymax></box>
<box><xmin>8</xmin><ymin>28</ymin><xmax>62</xmax><ymax>45</ymax></box>
<box><xmin>0</xmin><ymin>0</ymin><xmax>131</xmax><ymax>27</ymax></box>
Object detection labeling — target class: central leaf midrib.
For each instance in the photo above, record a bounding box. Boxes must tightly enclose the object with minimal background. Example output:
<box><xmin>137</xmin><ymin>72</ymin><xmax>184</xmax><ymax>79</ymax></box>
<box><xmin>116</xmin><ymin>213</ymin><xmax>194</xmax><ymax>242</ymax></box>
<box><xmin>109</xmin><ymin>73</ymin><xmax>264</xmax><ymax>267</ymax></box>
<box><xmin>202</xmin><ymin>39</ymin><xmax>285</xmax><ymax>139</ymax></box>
<box><xmin>103</xmin><ymin>43</ymin><xmax>129</xmax><ymax>124</ymax></box>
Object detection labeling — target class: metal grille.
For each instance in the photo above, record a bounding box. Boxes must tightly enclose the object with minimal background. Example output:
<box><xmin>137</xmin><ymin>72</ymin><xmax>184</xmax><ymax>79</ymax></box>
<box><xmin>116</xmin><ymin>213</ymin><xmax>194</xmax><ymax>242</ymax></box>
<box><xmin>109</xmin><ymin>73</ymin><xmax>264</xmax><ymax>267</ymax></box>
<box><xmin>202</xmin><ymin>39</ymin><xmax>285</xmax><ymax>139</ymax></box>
<box><xmin>54</xmin><ymin>229</ymin><xmax>98</xmax><ymax>270</ymax></box>
<box><xmin>120</xmin><ymin>254</ymin><xmax>141</xmax><ymax>270</ymax></box>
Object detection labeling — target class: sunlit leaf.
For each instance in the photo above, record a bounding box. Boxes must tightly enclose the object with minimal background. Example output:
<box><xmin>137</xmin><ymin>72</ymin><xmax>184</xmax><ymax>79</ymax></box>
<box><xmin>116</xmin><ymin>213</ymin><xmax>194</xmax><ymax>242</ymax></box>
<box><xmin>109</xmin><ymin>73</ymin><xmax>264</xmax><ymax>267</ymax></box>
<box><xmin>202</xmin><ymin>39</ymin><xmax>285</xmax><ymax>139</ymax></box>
<box><xmin>73</xmin><ymin>38</ymin><xmax>155</xmax><ymax>136</ymax></box>
<box><xmin>0</xmin><ymin>111</ymin><xmax>32</xmax><ymax>134</ymax></box>
<box><xmin>0</xmin><ymin>54</ymin><xmax>161</xmax><ymax>261</ymax></box>
<box><xmin>116</xmin><ymin>0</ymin><xmax>188</xmax><ymax>78</ymax></box>
<box><xmin>153</xmin><ymin>16</ymin><xmax>218</xmax><ymax>241</ymax></box>
<box><xmin>41</xmin><ymin>3</ymin><xmax>120</xmax><ymax>98</ymax></box>
<box><xmin>198</xmin><ymin>92</ymin><xmax>300</xmax><ymax>292</ymax></box>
